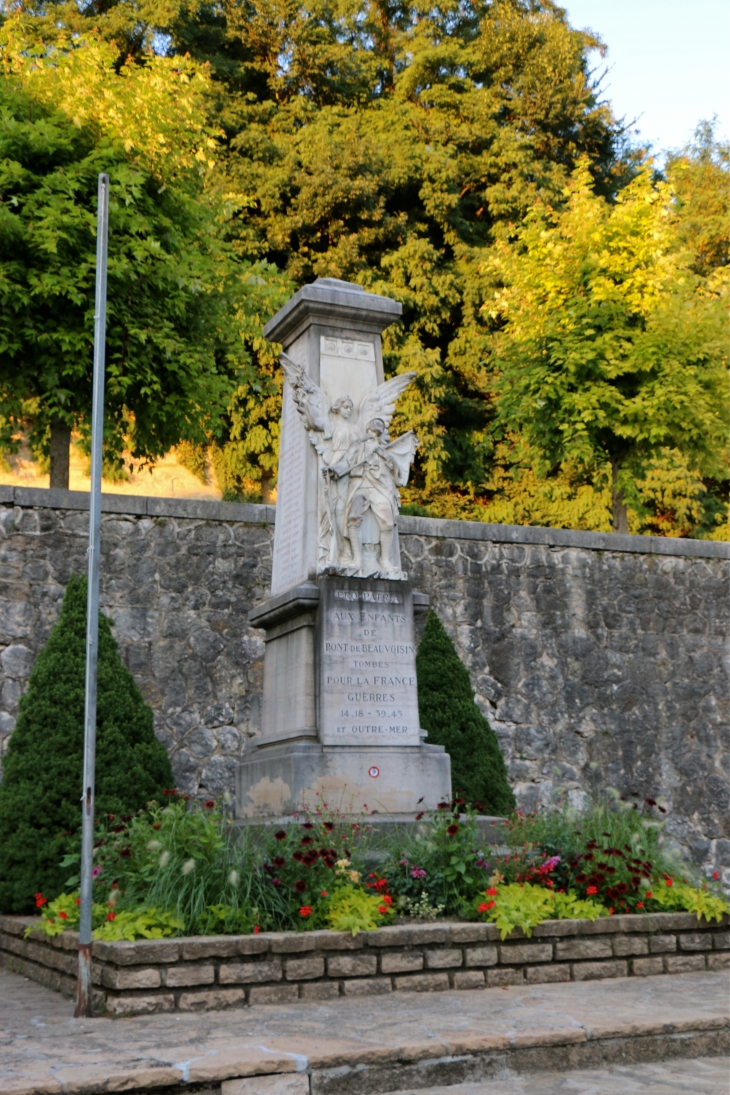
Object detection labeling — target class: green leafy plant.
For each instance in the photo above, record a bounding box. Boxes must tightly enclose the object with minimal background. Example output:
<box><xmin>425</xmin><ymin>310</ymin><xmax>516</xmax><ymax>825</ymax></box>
<box><xmin>417</xmin><ymin>613</ymin><xmax>515</xmax><ymax>815</ymax></box>
<box><xmin>399</xmin><ymin>893</ymin><xmax>446</xmax><ymax>921</ymax></box>
<box><xmin>0</xmin><ymin>576</ymin><xmax>173</xmax><ymax>913</ymax></box>
<box><xmin>93</xmin><ymin>907</ymin><xmax>184</xmax><ymax>941</ymax></box>
<box><xmin>474</xmin><ymin>881</ymin><xmax>606</xmax><ymax>940</ymax></box>
<box><xmin>649</xmin><ymin>880</ymin><xmax>728</xmax><ymax>923</ymax></box>
<box><xmin>325</xmin><ymin>886</ymin><xmax>392</xmax><ymax>936</ymax></box>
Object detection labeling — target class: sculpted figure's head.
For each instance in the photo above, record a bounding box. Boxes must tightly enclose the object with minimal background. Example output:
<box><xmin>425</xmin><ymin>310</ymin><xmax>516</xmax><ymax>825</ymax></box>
<box><xmin>333</xmin><ymin>396</ymin><xmax>354</xmax><ymax>419</ymax></box>
<box><xmin>367</xmin><ymin>418</ymin><xmax>385</xmax><ymax>437</ymax></box>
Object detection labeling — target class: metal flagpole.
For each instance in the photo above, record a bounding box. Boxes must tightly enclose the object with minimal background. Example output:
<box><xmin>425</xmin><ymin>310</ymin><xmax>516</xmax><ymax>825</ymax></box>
<box><xmin>75</xmin><ymin>173</ymin><xmax>109</xmax><ymax>1019</ymax></box>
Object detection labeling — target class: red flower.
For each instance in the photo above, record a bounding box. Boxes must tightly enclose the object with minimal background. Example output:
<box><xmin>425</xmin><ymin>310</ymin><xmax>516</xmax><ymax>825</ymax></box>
<box><xmin>415</xmin><ymin>811</ymin><xmax>425</xmax><ymax>821</ymax></box>
<box><xmin>446</xmin><ymin>823</ymin><xmax>460</xmax><ymax>835</ymax></box>
<box><xmin>106</xmin><ymin>911</ymin><xmax>116</xmax><ymax>921</ymax></box>
<box><xmin>76</xmin><ymin>898</ymin><xmax>81</xmax><ymax>905</ymax></box>
<box><xmin>382</xmin><ymin>894</ymin><xmax>393</xmax><ymax>906</ymax></box>
<box><xmin>320</xmin><ymin>890</ymin><xmax>328</xmax><ymax>897</ymax></box>
<box><xmin>274</xmin><ymin>830</ymin><xmax>287</xmax><ymax>841</ymax></box>
<box><xmin>323</xmin><ymin>822</ymin><xmax>334</xmax><ymax>832</ymax></box>
<box><xmin>636</xmin><ymin>902</ymin><xmax>644</xmax><ymax>909</ymax></box>
<box><xmin>301</xmin><ymin>836</ymin><xmax>313</xmax><ymax>846</ymax></box>
<box><xmin>713</xmin><ymin>871</ymin><xmax>720</xmax><ymax>880</ymax></box>
<box><xmin>294</xmin><ymin>880</ymin><xmax>307</xmax><ymax>893</ymax></box>
<box><xmin>378</xmin><ymin>905</ymin><xmax>388</xmax><ymax>914</ymax></box>
<box><xmin>58</xmin><ymin>911</ymin><xmax>68</xmax><ymax>920</ymax></box>
<box><xmin>374</xmin><ymin>879</ymin><xmax>388</xmax><ymax>892</ymax></box>
<box><xmin>204</xmin><ymin>799</ymin><xmax>215</xmax><ymax>809</ymax></box>
<box><xmin>645</xmin><ymin>890</ymin><xmax>652</xmax><ymax>899</ymax></box>
<box><xmin>478</xmin><ymin>901</ymin><xmax>496</xmax><ymax>913</ymax></box>
<box><xmin>486</xmin><ymin>887</ymin><xmax>498</xmax><ymax>896</ymax></box>
<box><xmin>273</xmin><ymin>855</ymin><xmax>285</xmax><ymax>867</ymax></box>
<box><xmin>253</xmin><ymin>925</ymin><xmax>261</xmax><ymax>934</ymax></box>
<box><xmin>34</xmin><ymin>893</ymin><xmax>47</xmax><ymax>908</ymax></box>
<box><xmin>664</xmin><ymin>878</ymin><xmax>673</xmax><ymax>887</ymax></box>
<box><xmin>586</xmin><ymin>885</ymin><xmax>598</xmax><ymax>895</ymax></box>
<box><xmin>299</xmin><ymin>906</ymin><xmax>313</xmax><ymax>917</ymax></box>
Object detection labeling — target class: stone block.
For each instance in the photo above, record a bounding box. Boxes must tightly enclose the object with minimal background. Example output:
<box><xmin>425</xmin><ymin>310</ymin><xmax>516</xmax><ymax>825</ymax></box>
<box><xmin>486</xmin><ymin>968</ymin><xmax>525</xmax><ymax>987</ymax></box>
<box><xmin>363</xmin><ymin>926</ymin><xmax>412</xmax><ymax>947</ymax></box>
<box><xmin>182</xmin><ymin>938</ymin><xmax>239</xmax><ymax>960</ymax></box>
<box><xmin>219</xmin><ymin>960</ymin><xmax>282</xmax><ymax>984</ymax></box>
<box><xmin>178</xmin><ymin>987</ymin><xmax>247</xmax><ymax>1011</ymax></box>
<box><xmin>465</xmin><ymin>945</ymin><xmax>498</xmax><ymax>968</ymax></box>
<box><xmin>311</xmin><ymin>930</ymin><xmax>363</xmax><ymax>950</ymax></box>
<box><xmin>648</xmin><ymin>934</ymin><xmax>676</xmax><ymax>954</ymax></box>
<box><xmin>284</xmin><ymin>955</ymin><xmax>325</xmax><ymax>980</ymax></box>
<box><xmin>554</xmin><ymin>938</ymin><xmax>612</xmax><ymax>961</ymax></box>
<box><xmin>632</xmin><ymin>956</ymin><xmax>664</xmax><ymax>976</ymax></box>
<box><xmin>533</xmin><ymin>920</ymin><xmax>581</xmax><ymax>937</ymax></box>
<box><xmin>327</xmin><ymin>954</ymin><xmax>377</xmax><ymax>978</ymax></box>
<box><xmin>712</xmin><ymin>931</ymin><xmax>730</xmax><ymax>949</ymax></box>
<box><xmin>269</xmin><ymin>934</ymin><xmax>317</xmax><ymax>954</ymax></box>
<box><xmin>300</xmin><ymin>981</ymin><xmax>341</xmax><ymax>999</ymax></box>
<box><xmin>707</xmin><ymin>953</ymin><xmax>730</xmax><ymax>969</ymax></box>
<box><xmin>449</xmin><ymin>923</ymin><xmax>488</xmax><ymax>943</ymax></box>
<box><xmin>408</xmin><ymin>924</ymin><xmax>450</xmax><ymax>945</ymax></box>
<box><xmin>380</xmin><ymin>951</ymin><xmax>423</xmax><ymax>974</ymax></box>
<box><xmin>499</xmin><ymin>943</ymin><xmax>552</xmax><ymax>965</ymax></box>
<box><xmin>101</xmin><ymin>966</ymin><xmax>161</xmax><ymax>990</ymax></box>
<box><xmin>453</xmin><ymin>970</ymin><xmax>485</xmax><ymax>990</ymax></box>
<box><xmin>424</xmin><ymin>949</ymin><xmax>462</xmax><ymax>969</ymax></box>
<box><xmin>613</xmin><ymin>936</ymin><xmax>649</xmax><ymax>957</ymax></box>
<box><xmin>525</xmin><ymin>964</ymin><xmax>571</xmax><ymax>984</ymax></box>
<box><xmin>238</xmin><ymin>935</ymin><xmax>272</xmax><ymax>955</ymax></box>
<box><xmin>679</xmin><ymin>932</ymin><xmax>713</xmax><ymax>951</ymax></box>
<box><xmin>577</xmin><ymin>918</ymin><xmax>620</xmax><ymax>935</ymax></box>
<box><xmin>342</xmin><ymin>977</ymin><xmax>392</xmax><ymax>996</ymax></box>
<box><xmin>93</xmin><ymin>939</ymin><xmax>180</xmax><ymax>965</ymax></box>
<box><xmin>664</xmin><ymin>954</ymin><xmax>706</xmax><ymax>973</ymax></box>
<box><xmin>222</xmin><ymin>1076</ymin><xmax>309</xmax><ymax>1095</ymax></box>
<box><xmin>164</xmin><ymin>964</ymin><xmax>215</xmax><ymax>987</ymax></box>
<box><xmin>572</xmin><ymin>960</ymin><xmax>627</xmax><ymax>981</ymax></box>
<box><xmin>248</xmin><ymin>984</ymin><xmax>300</xmax><ymax>1005</ymax></box>
<box><xmin>393</xmin><ymin>972</ymin><xmax>450</xmax><ymax>992</ymax></box>
<box><xmin>105</xmin><ymin>993</ymin><xmax>175</xmax><ymax>1016</ymax></box>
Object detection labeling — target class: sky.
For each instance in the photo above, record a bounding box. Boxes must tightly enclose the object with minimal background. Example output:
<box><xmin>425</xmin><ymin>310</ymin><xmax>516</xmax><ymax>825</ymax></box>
<box><xmin>562</xmin><ymin>0</ymin><xmax>729</xmax><ymax>157</ymax></box>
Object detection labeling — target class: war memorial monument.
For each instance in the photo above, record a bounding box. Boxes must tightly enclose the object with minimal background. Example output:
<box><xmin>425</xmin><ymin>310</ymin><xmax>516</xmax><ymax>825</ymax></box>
<box><xmin>236</xmin><ymin>278</ymin><xmax>451</xmax><ymax>817</ymax></box>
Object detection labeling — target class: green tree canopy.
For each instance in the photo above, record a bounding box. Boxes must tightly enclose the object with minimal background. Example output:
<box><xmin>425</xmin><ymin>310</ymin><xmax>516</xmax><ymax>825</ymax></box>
<box><xmin>0</xmin><ymin>576</ymin><xmax>173</xmax><ymax>913</ymax></box>
<box><xmin>488</xmin><ymin>159</ymin><xmax>729</xmax><ymax>532</ymax></box>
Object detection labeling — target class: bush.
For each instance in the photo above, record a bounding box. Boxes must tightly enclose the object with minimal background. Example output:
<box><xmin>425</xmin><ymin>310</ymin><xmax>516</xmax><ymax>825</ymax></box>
<box><xmin>0</xmin><ymin>575</ymin><xmax>173</xmax><ymax>912</ymax></box>
<box><xmin>416</xmin><ymin>611</ymin><xmax>515</xmax><ymax>815</ymax></box>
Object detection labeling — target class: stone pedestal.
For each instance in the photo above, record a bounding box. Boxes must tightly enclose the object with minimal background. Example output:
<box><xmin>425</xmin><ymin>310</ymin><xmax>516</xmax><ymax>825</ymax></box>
<box><xmin>237</xmin><ymin>577</ymin><xmax>450</xmax><ymax>817</ymax></box>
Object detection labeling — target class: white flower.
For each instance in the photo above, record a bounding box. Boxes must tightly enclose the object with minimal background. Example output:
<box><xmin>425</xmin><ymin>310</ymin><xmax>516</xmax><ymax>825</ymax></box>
<box><xmin>147</xmin><ymin>840</ymin><xmax>162</xmax><ymax>852</ymax></box>
<box><xmin>159</xmin><ymin>851</ymin><xmax>170</xmax><ymax>867</ymax></box>
<box><xmin>228</xmin><ymin>870</ymin><xmax>239</xmax><ymax>887</ymax></box>
<box><xmin>336</xmin><ymin>858</ymin><xmax>350</xmax><ymax>870</ymax></box>
<box><xmin>182</xmin><ymin>858</ymin><xmax>196</xmax><ymax>875</ymax></box>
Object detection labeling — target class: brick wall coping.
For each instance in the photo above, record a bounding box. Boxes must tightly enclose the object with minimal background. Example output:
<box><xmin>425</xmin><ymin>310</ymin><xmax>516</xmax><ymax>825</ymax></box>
<box><xmin>2</xmin><ymin>485</ymin><xmax>727</xmax><ymax>559</ymax></box>
<box><xmin>2</xmin><ymin>912</ymin><xmax>727</xmax><ymax>1017</ymax></box>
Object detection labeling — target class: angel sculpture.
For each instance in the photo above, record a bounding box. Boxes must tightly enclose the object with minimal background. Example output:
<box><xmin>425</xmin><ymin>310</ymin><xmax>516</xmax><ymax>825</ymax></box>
<box><xmin>280</xmin><ymin>352</ymin><xmax>418</xmax><ymax>578</ymax></box>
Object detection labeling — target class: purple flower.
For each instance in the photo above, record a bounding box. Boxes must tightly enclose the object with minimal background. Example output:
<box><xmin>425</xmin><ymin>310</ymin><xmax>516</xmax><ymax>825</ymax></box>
<box><xmin>544</xmin><ymin>855</ymin><xmax>561</xmax><ymax>871</ymax></box>
<box><xmin>272</xmin><ymin>877</ymin><xmax>282</xmax><ymax>887</ymax></box>
<box><xmin>410</xmin><ymin>867</ymin><xmax>427</xmax><ymax>880</ymax></box>
<box><xmin>399</xmin><ymin>858</ymin><xmax>409</xmax><ymax>867</ymax></box>
<box><xmin>91</xmin><ymin>865</ymin><xmax>102</xmax><ymax>878</ymax></box>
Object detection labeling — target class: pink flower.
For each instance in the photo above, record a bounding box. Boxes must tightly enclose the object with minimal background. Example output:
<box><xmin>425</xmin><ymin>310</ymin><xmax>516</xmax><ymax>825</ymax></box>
<box><xmin>410</xmin><ymin>867</ymin><xmax>426</xmax><ymax>880</ymax></box>
<box><xmin>91</xmin><ymin>865</ymin><xmax>102</xmax><ymax>878</ymax></box>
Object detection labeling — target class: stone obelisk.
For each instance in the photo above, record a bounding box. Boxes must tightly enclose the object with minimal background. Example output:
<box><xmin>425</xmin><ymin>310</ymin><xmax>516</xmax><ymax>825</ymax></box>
<box><xmin>236</xmin><ymin>278</ymin><xmax>451</xmax><ymax>817</ymax></box>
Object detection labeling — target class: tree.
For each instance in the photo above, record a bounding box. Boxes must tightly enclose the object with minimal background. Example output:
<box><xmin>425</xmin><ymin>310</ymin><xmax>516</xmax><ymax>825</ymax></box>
<box><xmin>0</xmin><ymin>576</ymin><xmax>173</xmax><ymax>913</ymax></box>
<box><xmin>416</xmin><ymin>611</ymin><xmax>515</xmax><ymax>815</ymax></box>
<box><xmin>488</xmin><ymin>160</ymin><xmax>728</xmax><ymax>532</ymax></box>
<box><xmin>0</xmin><ymin>30</ymin><xmax>257</xmax><ymax>486</ymax></box>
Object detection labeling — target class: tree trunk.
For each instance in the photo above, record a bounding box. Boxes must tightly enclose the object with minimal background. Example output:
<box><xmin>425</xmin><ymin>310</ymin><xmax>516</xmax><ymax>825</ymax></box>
<box><xmin>611</xmin><ymin>458</ymin><xmax>628</xmax><ymax>534</ymax></box>
<box><xmin>49</xmin><ymin>417</ymin><xmax>71</xmax><ymax>490</ymax></box>
<box><xmin>261</xmin><ymin>470</ymin><xmax>275</xmax><ymax>505</ymax></box>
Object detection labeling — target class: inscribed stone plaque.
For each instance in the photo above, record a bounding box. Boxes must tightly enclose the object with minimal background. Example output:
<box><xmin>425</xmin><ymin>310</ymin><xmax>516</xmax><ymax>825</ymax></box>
<box><xmin>271</xmin><ymin>367</ymin><xmax>310</xmax><ymax>595</ymax></box>
<box><xmin>318</xmin><ymin>577</ymin><xmax>421</xmax><ymax>747</ymax></box>
<box><xmin>319</xmin><ymin>336</ymin><xmax>377</xmax><ymax>407</ymax></box>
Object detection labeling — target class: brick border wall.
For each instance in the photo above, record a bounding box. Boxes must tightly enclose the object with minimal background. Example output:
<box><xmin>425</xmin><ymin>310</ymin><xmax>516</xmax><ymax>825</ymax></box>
<box><xmin>2</xmin><ymin>914</ymin><xmax>728</xmax><ymax>1016</ymax></box>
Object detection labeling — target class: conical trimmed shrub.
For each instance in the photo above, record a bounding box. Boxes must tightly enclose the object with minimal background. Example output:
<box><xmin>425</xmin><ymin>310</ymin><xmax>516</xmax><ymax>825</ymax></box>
<box><xmin>0</xmin><ymin>575</ymin><xmax>173</xmax><ymax>912</ymax></box>
<box><xmin>417</xmin><ymin>611</ymin><xmax>515</xmax><ymax>815</ymax></box>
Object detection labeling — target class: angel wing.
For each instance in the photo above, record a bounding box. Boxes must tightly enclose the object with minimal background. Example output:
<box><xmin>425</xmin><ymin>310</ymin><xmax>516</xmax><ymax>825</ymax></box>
<box><xmin>384</xmin><ymin>430</ymin><xmax>418</xmax><ymax>487</ymax></box>
<box><xmin>280</xmin><ymin>352</ymin><xmax>332</xmax><ymax>440</ymax></box>
<box><xmin>356</xmin><ymin>373</ymin><xmax>416</xmax><ymax>438</ymax></box>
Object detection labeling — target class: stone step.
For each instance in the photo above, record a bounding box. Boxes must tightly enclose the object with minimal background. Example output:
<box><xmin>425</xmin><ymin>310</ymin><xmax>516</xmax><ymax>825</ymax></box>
<box><xmin>387</xmin><ymin>1057</ymin><xmax>729</xmax><ymax>1095</ymax></box>
<box><xmin>0</xmin><ymin>966</ymin><xmax>727</xmax><ymax>1095</ymax></box>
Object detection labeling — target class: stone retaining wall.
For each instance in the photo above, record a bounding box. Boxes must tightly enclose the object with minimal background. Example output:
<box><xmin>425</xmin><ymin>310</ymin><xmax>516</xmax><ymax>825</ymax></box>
<box><xmin>1</xmin><ymin>486</ymin><xmax>728</xmax><ymax>878</ymax></box>
<box><xmin>1</xmin><ymin>913</ymin><xmax>728</xmax><ymax>1016</ymax></box>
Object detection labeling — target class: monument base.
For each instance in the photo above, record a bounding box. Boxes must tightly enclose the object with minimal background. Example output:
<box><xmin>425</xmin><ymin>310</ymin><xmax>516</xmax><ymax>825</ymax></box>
<box><xmin>235</xmin><ymin>740</ymin><xmax>451</xmax><ymax>818</ymax></box>
<box><xmin>238</xmin><ymin>574</ymin><xmax>451</xmax><ymax>819</ymax></box>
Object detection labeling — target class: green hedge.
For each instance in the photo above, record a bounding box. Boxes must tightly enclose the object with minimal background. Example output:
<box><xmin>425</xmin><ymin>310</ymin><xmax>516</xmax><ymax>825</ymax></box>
<box><xmin>417</xmin><ymin>610</ymin><xmax>515</xmax><ymax>816</ymax></box>
<box><xmin>0</xmin><ymin>575</ymin><xmax>173</xmax><ymax>912</ymax></box>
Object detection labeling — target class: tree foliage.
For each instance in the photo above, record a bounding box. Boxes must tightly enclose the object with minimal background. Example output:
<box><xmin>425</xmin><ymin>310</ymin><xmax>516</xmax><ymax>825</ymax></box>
<box><xmin>416</xmin><ymin>611</ymin><xmax>515</xmax><ymax>815</ymax></box>
<box><xmin>488</xmin><ymin>159</ymin><xmax>729</xmax><ymax>532</ymax></box>
<box><xmin>0</xmin><ymin>576</ymin><xmax>173</xmax><ymax>914</ymax></box>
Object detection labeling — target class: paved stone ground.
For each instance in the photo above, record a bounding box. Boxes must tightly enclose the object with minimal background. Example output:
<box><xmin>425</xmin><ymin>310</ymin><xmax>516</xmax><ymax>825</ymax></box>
<box><xmin>391</xmin><ymin>1057</ymin><xmax>730</xmax><ymax>1094</ymax></box>
<box><xmin>0</xmin><ymin>965</ymin><xmax>728</xmax><ymax>1094</ymax></box>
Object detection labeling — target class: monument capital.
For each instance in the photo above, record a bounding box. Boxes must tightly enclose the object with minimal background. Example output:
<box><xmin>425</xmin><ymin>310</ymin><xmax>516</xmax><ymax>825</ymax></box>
<box><xmin>263</xmin><ymin>277</ymin><xmax>402</xmax><ymax>346</ymax></box>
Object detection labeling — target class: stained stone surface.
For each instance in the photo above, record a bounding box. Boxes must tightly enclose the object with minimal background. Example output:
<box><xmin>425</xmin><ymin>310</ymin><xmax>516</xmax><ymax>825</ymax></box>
<box><xmin>0</xmin><ymin>487</ymin><xmax>728</xmax><ymax>881</ymax></box>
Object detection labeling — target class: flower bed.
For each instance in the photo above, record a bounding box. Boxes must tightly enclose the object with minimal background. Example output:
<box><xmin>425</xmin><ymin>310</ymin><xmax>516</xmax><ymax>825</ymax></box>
<box><xmin>1</xmin><ymin>910</ymin><xmax>728</xmax><ymax>1016</ymax></box>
